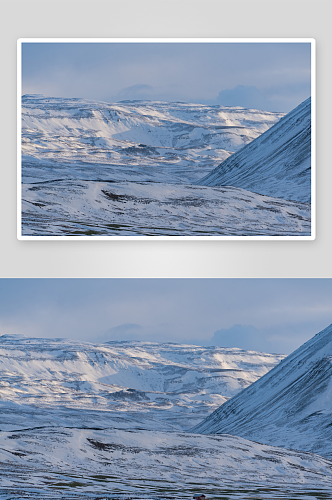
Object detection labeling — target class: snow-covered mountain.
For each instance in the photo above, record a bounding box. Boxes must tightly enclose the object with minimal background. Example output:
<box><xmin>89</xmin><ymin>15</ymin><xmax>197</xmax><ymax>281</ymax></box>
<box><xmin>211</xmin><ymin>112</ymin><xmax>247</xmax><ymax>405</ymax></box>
<box><xmin>198</xmin><ymin>97</ymin><xmax>311</xmax><ymax>203</ymax></box>
<box><xmin>22</xmin><ymin>95</ymin><xmax>283</xmax><ymax>185</ymax></box>
<box><xmin>1</xmin><ymin>335</ymin><xmax>332</xmax><ymax>499</ymax></box>
<box><xmin>192</xmin><ymin>323</ymin><xmax>332</xmax><ymax>459</ymax></box>
<box><xmin>21</xmin><ymin>96</ymin><xmax>312</xmax><ymax>237</ymax></box>
<box><xmin>0</xmin><ymin>335</ymin><xmax>283</xmax><ymax>431</ymax></box>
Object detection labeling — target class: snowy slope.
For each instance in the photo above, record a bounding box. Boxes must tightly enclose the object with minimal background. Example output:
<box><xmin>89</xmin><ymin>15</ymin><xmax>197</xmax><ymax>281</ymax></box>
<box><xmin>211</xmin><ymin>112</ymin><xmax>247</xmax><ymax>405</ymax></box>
<box><xmin>22</xmin><ymin>180</ymin><xmax>311</xmax><ymax>236</ymax></box>
<box><xmin>1</xmin><ymin>335</ymin><xmax>332</xmax><ymax>499</ymax></box>
<box><xmin>192</xmin><ymin>323</ymin><xmax>332</xmax><ymax>459</ymax></box>
<box><xmin>198</xmin><ymin>97</ymin><xmax>311</xmax><ymax>202</ymax></box>
<box><xmin>21</xmin><ymin>96</ymin><xmax>312</xmax><ymax>237</ymax></box>
<box><xmin>22</xmin><ymin>95</ymin><xmax>284</xmax><ymax>185</ymax></box>
<box><xmin>1</xmin><ymin>427</ymin><xmax>332</xmax><ymax>499</ymax></box>
<box><xmin>0</xmin><ymin>335</ymin><xmax>283</xmax><ymax>431</ymax></box>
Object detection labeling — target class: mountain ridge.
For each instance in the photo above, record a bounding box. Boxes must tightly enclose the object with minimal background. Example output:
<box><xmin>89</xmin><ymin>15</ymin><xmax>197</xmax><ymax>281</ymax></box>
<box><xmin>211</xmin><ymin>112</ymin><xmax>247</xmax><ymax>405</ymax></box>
<box><xmin>1</xmin><ymin>334</ymin><xmax>332</xmax><ymax>498</ymax></box>
<box><xmin>197</xmin><ymin>97</ymin><xmax>311</xmax><ymax>203</ymax></box>
<box><xmin>21</xmin><ymin>95</ymin><xmax>312</xmax><ymax>236</ymax></box>
<box><xmin>192</xmin><ymin>322</ymin><xmax>332</xmax><ymax>459</ymax></box>
<box><xmin>21</xmin><ymin>94</ymin><xmax>284</xmax><ymax>185</ymax></box>
<box><xmin>0</xmin><ymin>335</ymin><xmax>284</xmax><ymax>432</ymax></box>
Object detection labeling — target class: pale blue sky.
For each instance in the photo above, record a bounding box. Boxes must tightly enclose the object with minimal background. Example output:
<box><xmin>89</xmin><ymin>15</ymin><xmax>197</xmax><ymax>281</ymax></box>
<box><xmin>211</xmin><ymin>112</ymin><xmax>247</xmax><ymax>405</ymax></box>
<box><xmin>0</xmin><ymin>279</ymin><xmax>330</xmax><ymax>354</ymax></box>
<box><xmin>21</xmin><ymin>42</ymin><xmax>311</xmax><ymax>112</ymax></box>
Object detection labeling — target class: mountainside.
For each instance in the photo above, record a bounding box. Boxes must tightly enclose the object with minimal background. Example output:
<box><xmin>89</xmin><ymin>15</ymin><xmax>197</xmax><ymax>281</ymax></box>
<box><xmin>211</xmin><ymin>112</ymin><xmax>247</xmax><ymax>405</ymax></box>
<box><xmin>1</xmin><ymin>335</ymin><xmax>332</xmax><ymax>499</ymax></box>
<box><xmin>22</xmin><ymin>181</ymin><xmax>311</xmax><ymax>237</ymax></box>
<box><xmin>0</xmin><ymin>335</ymin><xmax>283</xmax><ymax>431</ymax></box>
<box><xmin>198</xmin><ymin>97</ymin><xmax>311</xmax><ymax>203</ymax></box>
<box><xmin>22</xmin><ymin>95</ymin><xmax>283</xmax><ymax>185</ymax></box>
<box><xmin>192</xmin><ymin>323</ymin><xmax>332</xmax><ymax>459</ymax></box>
<box><xmin>20</xmin><ymin>96</ymin><xmax>312</xmax><ymax>237</ymax></box>
<box><xmin>2</xmin><ymin>426</ymin><xmax>332</xmax><ymax>499</ymax></box>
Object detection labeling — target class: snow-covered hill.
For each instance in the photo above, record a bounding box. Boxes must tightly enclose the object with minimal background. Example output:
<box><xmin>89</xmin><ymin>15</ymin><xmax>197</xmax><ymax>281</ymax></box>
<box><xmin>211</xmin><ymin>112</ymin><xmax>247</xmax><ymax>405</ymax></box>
<box><xmin>1</xmin><ymin>335</ymin><xmax>332</xmax><ymax>499</ymax></box>
<box><xmin>22</xmin><ymin>95</ymin><xmax>283</xmax><ymax>185</ymax></box>
<box><xmin>20</xmin><ymin>96</ymin><xmax>312</xmax><ymax>237</ymax></box>
<box><xmin>0</xmin><ymin>335</ymin><xmax>283</xmax><ymax>431</ymax></box>
<box><xmin>192</xmin><ymin>323</ymin><xmax>332</xmax><ymax>459</ymax></box>
<box><xmin>22</xmin><ymin>180</ymin><xmax>311</xmax><ymax>236</ymax></box>
<box><xmin>198</xmin><ymin>97</ymin><xmax>311</xmax><ymax>203</ymax></box>
<box><xmin>2</xmin><ymin>426</ymin><xmax>332</xmax><ymax>499</ymax></box>
<box><xmin>21</xmin><ymin>96</ymin><xmax>312</xmax><ymax>237</ymax></box>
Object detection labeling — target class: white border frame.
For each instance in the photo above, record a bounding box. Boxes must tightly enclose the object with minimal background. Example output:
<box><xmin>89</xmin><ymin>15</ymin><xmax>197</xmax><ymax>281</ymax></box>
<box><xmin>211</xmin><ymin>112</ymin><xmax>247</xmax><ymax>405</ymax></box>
<box><xmin>17</xmin><ymin>38</ymin><xmax>316</xmax><ymax>241</ymax></box>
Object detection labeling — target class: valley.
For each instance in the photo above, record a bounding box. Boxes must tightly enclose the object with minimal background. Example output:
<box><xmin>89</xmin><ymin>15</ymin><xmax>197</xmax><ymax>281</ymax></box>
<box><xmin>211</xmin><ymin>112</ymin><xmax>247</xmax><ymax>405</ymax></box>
<box><xmin>20</xmin><ymin>96</ymin><xmax>311</xmax><ymax>237</ymax></box>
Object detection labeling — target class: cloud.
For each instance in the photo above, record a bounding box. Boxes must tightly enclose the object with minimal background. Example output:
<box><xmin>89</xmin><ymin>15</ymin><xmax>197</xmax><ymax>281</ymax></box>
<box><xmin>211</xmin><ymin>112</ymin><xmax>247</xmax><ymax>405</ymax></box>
<box><xmin>114</xmin><ymin>83</ymin><xmax>185</xmax><ymax>103</ymax></box>
<box><xmin>93</xmin><ymin>323</ymin><xmax>144</xmax><ymax>343</ymax></box>
<box><xmin>1</xmin><ymin>279</ymin><xmax>332</xmax><ymax>355</ymax></box>
<box><xmin>215</xmin><ymin>85</ymin><xmax>275</xmax><ymax>111</ymax></box>
<box><xmin>210</xmin><ymin>324</ymin><xmax>274</xmax><ymax>353</ymax></box>
<box><xmin>22</xmin><ymin>42</ymin><xmax>311</xmax><ymax>112</ymax></box>
<box><xmin>116</xmin><ymin>84</ymin><xmax>155</xmax><ymax>101</ymax></box>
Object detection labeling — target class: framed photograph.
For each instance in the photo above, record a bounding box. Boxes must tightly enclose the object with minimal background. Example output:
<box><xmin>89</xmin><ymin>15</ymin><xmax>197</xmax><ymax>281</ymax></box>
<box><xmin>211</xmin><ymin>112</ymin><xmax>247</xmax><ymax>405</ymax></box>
<box><xmin>1</xmin><ymin>277</ymin><xmax>332</xmax><ymax>498</ymax></box>
<box><xmin>17</xmin><ymin>38</ymin><xmax>315</xmax><ymax>240</ymax></box>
